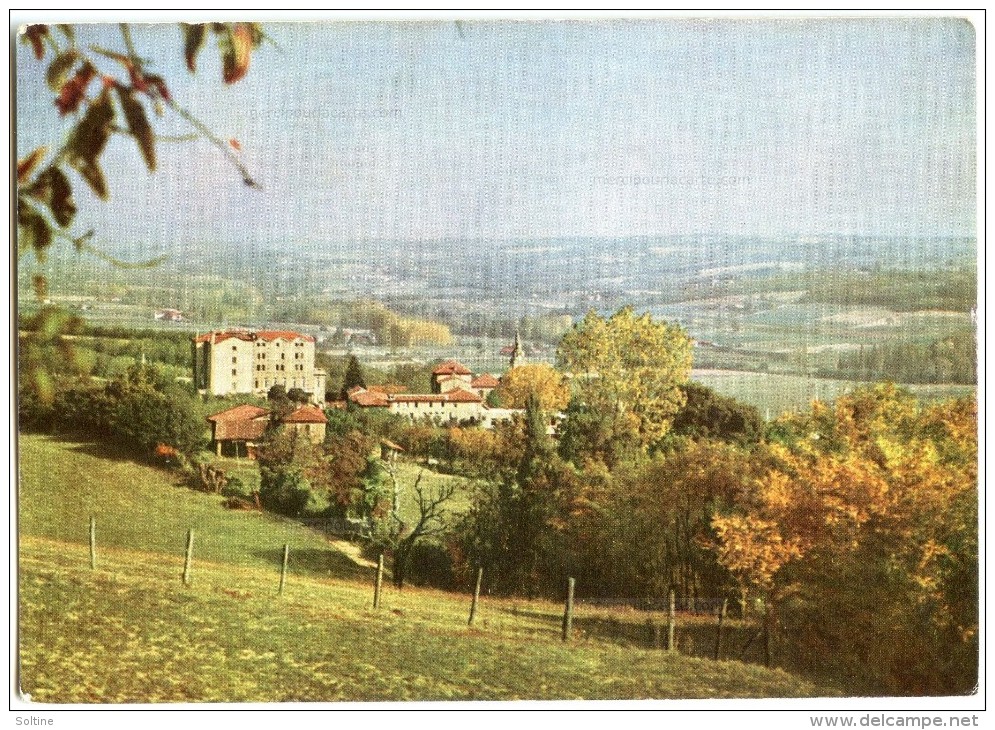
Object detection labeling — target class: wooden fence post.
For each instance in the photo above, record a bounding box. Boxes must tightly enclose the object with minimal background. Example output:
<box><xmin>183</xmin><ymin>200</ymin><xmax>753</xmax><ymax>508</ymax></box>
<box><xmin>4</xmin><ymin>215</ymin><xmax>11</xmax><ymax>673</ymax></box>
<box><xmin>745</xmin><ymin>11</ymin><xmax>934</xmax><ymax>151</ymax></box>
<box><xmin>561</xmin><ymin>577</ymin><xmax>575</xmax><ymax>641</ymax></box>
<box><xmin>88</xmin><ymin>516</ymin><xmax>96</xmax><ymax>570</ymax></box>
<box><xmin>182</xmin><ymin>529</ymin><xmax>194</xmax><ymax>586</ymax></box>
<box><xmin>667</xmin><ymin>588</ymin><xmax>676</xmax><ymax>651</ymax></box>
<box><xmin>714</xmin><ymin>598</ymin><xmax>728</xmax><ymax>660</ymax></box>
<box><xmin>373</xmin><ymin>553</ymin><xmax>384</xmax><ymax>609</ymax></box>
<box><xmin>278</xmin><ymin>544</ymin><xmax>290</xmax><ymax>595</ymax></box>
<box><xmin>468</xmin><ymin>567</ymin><xmax>483</xmax><ymax>626</ymax></box>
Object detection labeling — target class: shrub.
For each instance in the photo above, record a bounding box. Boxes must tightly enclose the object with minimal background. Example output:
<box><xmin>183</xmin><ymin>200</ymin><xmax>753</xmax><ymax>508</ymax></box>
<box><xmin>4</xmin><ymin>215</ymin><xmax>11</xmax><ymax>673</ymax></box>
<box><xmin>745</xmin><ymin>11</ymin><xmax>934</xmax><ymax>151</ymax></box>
<box><xmin>405</xmin><ymin>541</ymin><xmax>456</xmax><ymax>590</ymax></box>
<box><xmin>259</xmin><ymin>470</ymin><xmax>312</xmax><ymax>517</ymax></box>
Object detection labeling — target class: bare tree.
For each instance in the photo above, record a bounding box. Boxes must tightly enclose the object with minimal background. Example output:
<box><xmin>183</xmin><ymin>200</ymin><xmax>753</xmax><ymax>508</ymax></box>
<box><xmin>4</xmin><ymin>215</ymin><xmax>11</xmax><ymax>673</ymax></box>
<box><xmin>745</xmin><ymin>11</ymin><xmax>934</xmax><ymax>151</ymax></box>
<box><xmin>391</xmin><ymin>472</ymin><xmax>456</xmax><ymax>588</ymax></box>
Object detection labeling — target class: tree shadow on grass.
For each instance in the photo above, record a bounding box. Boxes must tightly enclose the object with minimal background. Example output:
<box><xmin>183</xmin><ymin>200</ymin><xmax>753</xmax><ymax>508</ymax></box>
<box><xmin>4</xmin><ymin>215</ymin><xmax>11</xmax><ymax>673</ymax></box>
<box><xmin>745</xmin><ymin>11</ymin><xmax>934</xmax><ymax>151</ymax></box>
<box><xmin>51</xmin><ymin>434</ymin><xmax>156</xmax><ymax>464</ymax></box>
<box><xmin>495</xmin><ymin>603</ymin><xmax>765</xmax><ymax>661</ymax></box>
<box><xmin>252</xmin><ymin>547</ymin><xmax>369</xmax><ymax>582</ymax></box>
<box><xmin>31</xmin><ymin>434</ymin><xmax>188</xmax><ymax>478</ymax></box>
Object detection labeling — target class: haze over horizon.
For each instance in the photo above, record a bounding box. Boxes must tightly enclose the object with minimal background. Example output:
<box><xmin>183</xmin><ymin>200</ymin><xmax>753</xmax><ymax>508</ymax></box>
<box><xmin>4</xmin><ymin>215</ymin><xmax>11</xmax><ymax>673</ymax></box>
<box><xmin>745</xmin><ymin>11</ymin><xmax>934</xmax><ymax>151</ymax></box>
<box><xmin>16</xmin><ymin>18</ymin><xmax>977</xmax><ymax>266</ymax></box>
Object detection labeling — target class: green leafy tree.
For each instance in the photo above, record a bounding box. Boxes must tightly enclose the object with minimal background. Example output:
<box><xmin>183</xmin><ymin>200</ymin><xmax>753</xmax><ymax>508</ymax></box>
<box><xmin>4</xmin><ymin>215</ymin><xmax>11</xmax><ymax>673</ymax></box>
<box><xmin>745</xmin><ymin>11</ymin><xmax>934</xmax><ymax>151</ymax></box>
<box><xmin>458</xmin><ymin>394</ymin><xmax>583</xmax><ymax>596</ymax></box>
<box><xmin>670</xmin><ymin>381</ymin><xmax>765</xmax><ymax>445</ymax></box>
<box><xmin>339</xmin><ymin>354</ymin><xmax>366</xmax><ymax>400</ymax></box>
<box><xmin>258</xmin><ymin>469</ymin><xmax>312</xmax><ymax>518</ymax></box>
<box><xmin>266</xmin><ymin>383</ymin><xmax>295</xmax><ymax>420</ymax></box>
<box><xmin>286</xmin><ymin>387</ymin><xmax>310</xmax><ymax>404</ymax></box>
<box><xmin>256</xmin><ymin>428</ymin><xmax>327</xmax><ymax>517</ymax></box>
<box><xmin>324</xmin><ymin>431</ymin><xmax>378</xmax><ymax>515</ymax></box>
<box><xmin>557</xmin><ymin>306</ymin><xmax>692</xmax><ymax>463</ymax></box>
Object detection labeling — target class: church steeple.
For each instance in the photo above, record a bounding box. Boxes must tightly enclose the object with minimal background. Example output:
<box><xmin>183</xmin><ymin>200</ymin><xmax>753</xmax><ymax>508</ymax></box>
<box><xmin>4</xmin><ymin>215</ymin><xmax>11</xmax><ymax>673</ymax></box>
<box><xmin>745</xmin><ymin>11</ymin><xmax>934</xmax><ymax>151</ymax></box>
<box><xmin>509</xmin><ymin>329</ymin><xmax>524</xmax><ymax>369</ymax></box>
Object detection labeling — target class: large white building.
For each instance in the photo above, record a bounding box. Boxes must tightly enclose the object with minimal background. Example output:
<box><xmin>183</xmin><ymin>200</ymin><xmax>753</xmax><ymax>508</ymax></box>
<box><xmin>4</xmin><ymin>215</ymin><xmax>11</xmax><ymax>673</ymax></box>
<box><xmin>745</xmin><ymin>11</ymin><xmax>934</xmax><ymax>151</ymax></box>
<box><xmin>192</xmin><ymin>330</ymin><xmax>327</xmax><ymax>405</ymax></box>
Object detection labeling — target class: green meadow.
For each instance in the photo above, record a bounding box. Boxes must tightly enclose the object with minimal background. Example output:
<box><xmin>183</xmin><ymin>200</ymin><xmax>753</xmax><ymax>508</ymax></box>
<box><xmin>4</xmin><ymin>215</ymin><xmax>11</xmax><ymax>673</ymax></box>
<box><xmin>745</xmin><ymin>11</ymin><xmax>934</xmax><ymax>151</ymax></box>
<box><xmin>17</xmin><ymin>434</ymin><xmax>828</xmax><ymax>703</ymax></box>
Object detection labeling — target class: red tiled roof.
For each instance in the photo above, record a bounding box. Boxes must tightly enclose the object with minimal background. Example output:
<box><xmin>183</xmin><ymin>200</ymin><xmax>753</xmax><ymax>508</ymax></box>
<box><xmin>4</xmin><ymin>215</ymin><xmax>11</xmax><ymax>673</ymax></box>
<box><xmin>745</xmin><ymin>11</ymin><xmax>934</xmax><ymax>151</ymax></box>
<box><xmin>193</xmin><ymin>330</ymin><xmax>315</xmax><ymax>344</ymax></box>
<box><xmin>213</xmin><ymin>415</ymin><xmax>269</xmax><ymax>442</ymax></box>
<box><xmin>389</xmin><ymin>389</ymin><xmax>482</xmax><ymax>404</ymax></box>
<box><xmin>471</xmin><ymin>373</ymin><xmax>500</xmax><ymax>388</ymax></box>
<box><xmin>206</xmin><ymin>404</ymin><xmax>270</xmax><ymax>422</ymax></box>
<box><xmin>210</xmin><ymin>403</ymin><xmax>326</xmax><ymax>440</ymax></box>
<box><xmin>256</xmin><ymin>330</ymin><xmax>315</xmax><ymax>342</ymax></box>
<box><xmin>436</xmin><ymin>374</ymin><xmax>469</xmax><ymax>382</ymax></box>
<box><xmin>349</xmin><ymin>388</ymin><xmax>389</xmax><ymax>407</ymax></box>
<box><xmin>283</xmin><ymin>405</ymin><xmax>328</xmax><ymax>424</ymax></box>
<box><xmin>432</xmin><ymin>359</ymin><xmax>472</xmax><ymax>376</ymax></box>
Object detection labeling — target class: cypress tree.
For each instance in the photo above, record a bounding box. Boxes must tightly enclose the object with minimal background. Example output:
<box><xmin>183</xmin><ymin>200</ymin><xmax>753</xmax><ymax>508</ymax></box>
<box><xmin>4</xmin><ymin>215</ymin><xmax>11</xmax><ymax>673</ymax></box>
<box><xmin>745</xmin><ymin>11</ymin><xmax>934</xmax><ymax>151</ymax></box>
<box><xmin>340</xmin><ymin>354</ymin><xmax>367</xmax><ymax>400</ymax></box>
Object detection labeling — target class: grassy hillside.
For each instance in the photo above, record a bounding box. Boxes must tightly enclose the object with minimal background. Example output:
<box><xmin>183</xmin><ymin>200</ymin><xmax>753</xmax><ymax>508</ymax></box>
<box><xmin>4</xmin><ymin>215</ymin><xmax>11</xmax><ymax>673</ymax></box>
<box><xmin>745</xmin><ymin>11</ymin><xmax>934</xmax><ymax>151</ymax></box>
<box><xmin>19</xmin><ymin>537</ymin><xmax>823</xmax><ymax>703</ymax></box>
<box><xmin>18</xmin><ymin>435</ymin><xmax>366</xmax><ymax>580</ymax></box>
<box><xmin>17</xmin><ymin>435</ymin><xmax>829</xmax><ymax>702</ymax></box>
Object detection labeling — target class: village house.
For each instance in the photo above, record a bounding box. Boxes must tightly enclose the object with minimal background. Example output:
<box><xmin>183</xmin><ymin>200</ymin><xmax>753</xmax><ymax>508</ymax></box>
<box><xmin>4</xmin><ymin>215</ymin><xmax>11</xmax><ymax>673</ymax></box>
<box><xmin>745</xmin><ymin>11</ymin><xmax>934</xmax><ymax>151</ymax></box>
<box><xmin>386</xmin><ymin>388</ymin><xmax>485</xmax><ymax>422</ymax></box>
<box><xmin>469</xmin><ymin>373</ymin><xmax>500</xmax><ymax>400</ymax></box>
<box><xmin>430</xmin><ymin>359</ymin><xmax>473</xmax><ymax>393</ymax></box>
<box><xmin>347</xmin><ymin>359</ymin><xmax>517</xmax><ymax>427</ymax></box>
<box><xmin>432</xmin><ymin>360</ymin><xmax>500</xmax><ymax>400</ymax></box>
<box><xmin>206</xmin><ymin>403</ymin><xmax>327</xmax><ymax>458</ymax></box>
<box><xmin>192</xmin><ymin>329</ymin><xmax>327</xmax><ymax>405</ymax></box>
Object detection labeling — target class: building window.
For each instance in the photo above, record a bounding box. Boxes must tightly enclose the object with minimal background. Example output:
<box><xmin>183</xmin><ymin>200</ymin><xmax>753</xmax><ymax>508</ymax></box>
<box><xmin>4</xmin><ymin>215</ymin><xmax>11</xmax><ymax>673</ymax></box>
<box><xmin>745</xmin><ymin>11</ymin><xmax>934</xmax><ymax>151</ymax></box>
<box><xmin>232</xmin><ymin>356</ymin><xmax>237</xmax><ymax>364</ymax></box>
<box><xmin>254</xmin><ymin>380</ymin><xmax>259</xmax><ymax>389</ymax></box>
<box><xmin>232</xmin><ymin>369</ymin><xmax>237</xmax><ymax>376</ymax></box>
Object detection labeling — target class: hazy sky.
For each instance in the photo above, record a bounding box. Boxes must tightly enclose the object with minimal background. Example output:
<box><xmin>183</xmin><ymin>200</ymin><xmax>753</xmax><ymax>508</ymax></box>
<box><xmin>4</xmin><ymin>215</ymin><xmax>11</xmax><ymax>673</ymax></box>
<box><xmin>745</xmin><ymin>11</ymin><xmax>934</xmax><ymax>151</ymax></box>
<box><xmin>16</xmin><ymin>18</ymin><xmax>976</xmax><ymax>256</ymax></box>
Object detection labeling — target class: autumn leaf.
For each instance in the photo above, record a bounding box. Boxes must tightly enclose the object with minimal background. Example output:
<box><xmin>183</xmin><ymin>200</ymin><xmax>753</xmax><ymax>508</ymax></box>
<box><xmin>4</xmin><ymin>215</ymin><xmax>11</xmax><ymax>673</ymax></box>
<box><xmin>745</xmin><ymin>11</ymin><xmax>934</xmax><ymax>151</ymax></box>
<box><xmin>144</xmin><ymin>74</ymin><xmax>171</xmax><ymax>102</ymax></box>
<box><xmin>116</xmin><ymin>86</ymin><xmax>156</xmax><ymax>172</ymax></box>
<box><xmin>47</xmin><ymin>167</ymin><xmax>76</xmax><ymax>227</ymax></box>
<box><xmin>55</xmin><ymin>62</ymin><xmax>96</xmax><ymax>116</ymax></box>
<box><xmin>55</xmin><ymin>24</ymin><xmax>74</xmax><ymax>45</ymax></box>
<box><xmin>223</xmin><ymin>24</ymin><xmax>253</xmax><ymax>84</ymax></box>
<box><xmin>128</xmin><ymin>65</ymin><xmax>149</xmax><ymax>93</ymax></box>
<box><xmin>495</xmin><ymin>363</ymin><xmax>570</xmax><ymax>411</ymax></box>
<box><xmin>46</xmin><ymin>49</ymin><xmax>79</xmax><ymax>92</ymax></box>
<box><xmin>22</xmin><ymin>25</ymin><xmax>49</xmax><ymax>60</ymax></box>
<box><xmin>25</xmin><ymin>167</ymin><xmax>76</xmax><ymax>228</ymax></box>
<box><xmin>17</xmin><ymin>147</ymin><xmax>48</xmax><ymax>184</ymax></box>
<box><xmin>67</xmin><ymin>88</ymin><xmax>115</xmax><ymax>199</ymax></box>
<box><xmin>17</xmin><ymin>203</ymin><xmax>53</xmax><ymax>259</ymax></box>
<box><xmin>182</xmin><ymin>23</ymin><xmax>207</xmax><ymax>72</ymax></box>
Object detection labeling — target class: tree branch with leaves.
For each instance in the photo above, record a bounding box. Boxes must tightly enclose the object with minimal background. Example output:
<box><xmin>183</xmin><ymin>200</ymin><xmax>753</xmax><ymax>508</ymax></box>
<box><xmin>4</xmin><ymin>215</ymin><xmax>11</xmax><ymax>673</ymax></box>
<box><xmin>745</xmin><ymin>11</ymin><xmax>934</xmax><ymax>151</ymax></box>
<box><xmin>17</xmin><ymin>21</ymin><xmax>268</xmax><ymax>402</ymax></box>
